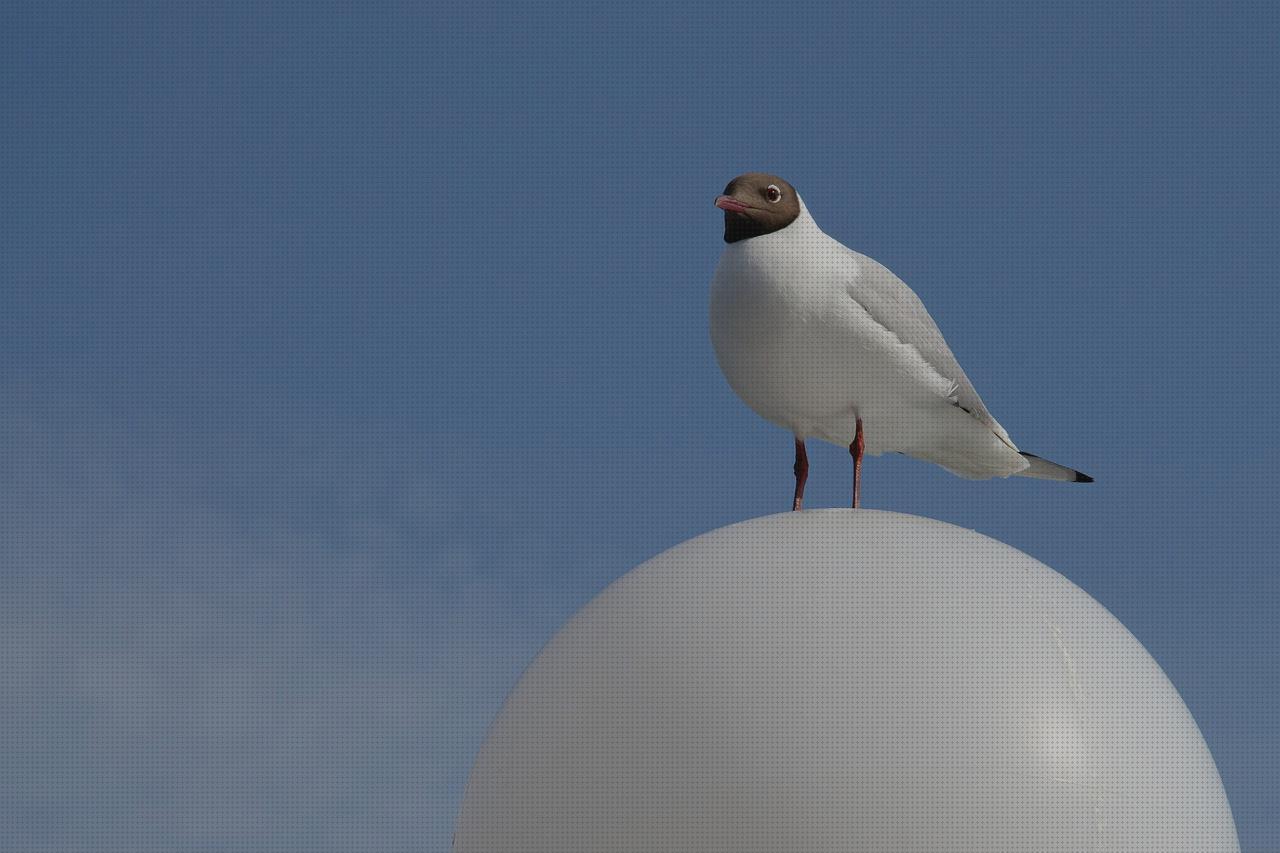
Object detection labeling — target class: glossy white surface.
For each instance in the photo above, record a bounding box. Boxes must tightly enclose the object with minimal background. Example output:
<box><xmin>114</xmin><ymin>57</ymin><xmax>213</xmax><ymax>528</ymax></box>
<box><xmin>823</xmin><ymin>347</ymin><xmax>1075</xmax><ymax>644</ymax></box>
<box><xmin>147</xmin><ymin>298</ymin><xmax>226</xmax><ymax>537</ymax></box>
<box><xmin>455</xmin><ymin>511</ymin><xmax>1237</xmax><ymax>852</ymax></box>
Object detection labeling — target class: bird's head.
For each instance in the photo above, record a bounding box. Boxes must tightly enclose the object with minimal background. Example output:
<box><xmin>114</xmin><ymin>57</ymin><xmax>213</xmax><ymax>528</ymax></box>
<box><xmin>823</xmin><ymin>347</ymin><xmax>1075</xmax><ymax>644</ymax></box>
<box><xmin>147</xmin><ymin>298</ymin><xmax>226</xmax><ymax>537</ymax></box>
<box><xmin>715</xmin><ymin>173</ymin><xmax>801</xmax><ymax>243</ymax></box>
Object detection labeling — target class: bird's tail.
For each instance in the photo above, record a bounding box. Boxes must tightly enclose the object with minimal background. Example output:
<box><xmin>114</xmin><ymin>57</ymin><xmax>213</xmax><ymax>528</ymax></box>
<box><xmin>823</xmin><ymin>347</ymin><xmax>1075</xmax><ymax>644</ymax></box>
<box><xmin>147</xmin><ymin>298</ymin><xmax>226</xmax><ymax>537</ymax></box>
<box><xmin>1015</xmin><ymin>452</ymin><xmax>1093</xmax><ymax>483</ymax></box>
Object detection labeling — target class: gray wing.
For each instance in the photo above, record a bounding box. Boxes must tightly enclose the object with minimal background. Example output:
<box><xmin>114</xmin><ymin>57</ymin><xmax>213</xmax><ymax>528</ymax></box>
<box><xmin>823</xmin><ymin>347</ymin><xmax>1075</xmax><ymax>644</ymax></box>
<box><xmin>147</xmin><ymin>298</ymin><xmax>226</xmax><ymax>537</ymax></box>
<box><xmin>839</xmin><ymin>245</ymin><xmax>1015</xmax><ymax>448</ymax></box>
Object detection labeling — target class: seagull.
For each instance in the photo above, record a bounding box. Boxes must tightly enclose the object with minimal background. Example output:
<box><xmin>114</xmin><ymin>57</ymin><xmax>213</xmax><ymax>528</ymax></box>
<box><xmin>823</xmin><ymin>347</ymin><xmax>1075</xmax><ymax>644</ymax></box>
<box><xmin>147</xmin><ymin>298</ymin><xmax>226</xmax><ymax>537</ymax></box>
<box><xmin>710</xmin><ymin>172</ymin><xmax>1091</xmax><ymax>510</ymax></box>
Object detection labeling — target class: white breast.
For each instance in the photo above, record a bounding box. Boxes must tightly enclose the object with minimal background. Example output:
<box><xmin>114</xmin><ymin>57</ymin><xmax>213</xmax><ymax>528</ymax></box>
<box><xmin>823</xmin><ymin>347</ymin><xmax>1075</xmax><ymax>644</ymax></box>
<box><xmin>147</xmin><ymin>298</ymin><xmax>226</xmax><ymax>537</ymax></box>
<box><xmin>710</xmin><ymin>207</ymin><xmax>1024</xmax><ymax>478</ymax></box>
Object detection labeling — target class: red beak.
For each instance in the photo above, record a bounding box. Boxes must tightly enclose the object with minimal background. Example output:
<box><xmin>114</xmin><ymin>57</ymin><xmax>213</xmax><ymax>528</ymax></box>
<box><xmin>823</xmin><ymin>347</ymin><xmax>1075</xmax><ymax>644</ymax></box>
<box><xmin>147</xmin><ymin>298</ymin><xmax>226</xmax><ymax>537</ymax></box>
<box><xmin>715</xmin><ymin>195</ymin><xmax>753</xmax><ymax>214</ymax></box>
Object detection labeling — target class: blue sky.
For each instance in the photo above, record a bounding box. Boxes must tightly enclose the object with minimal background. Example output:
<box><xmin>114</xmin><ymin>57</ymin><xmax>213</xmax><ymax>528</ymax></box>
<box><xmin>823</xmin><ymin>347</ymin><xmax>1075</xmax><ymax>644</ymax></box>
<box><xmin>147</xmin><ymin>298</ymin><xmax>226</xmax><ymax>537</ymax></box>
<box><xmin>2</xmin><ymin>2</ymin><xmax>1276</xmax><ymax>850</ymax></box>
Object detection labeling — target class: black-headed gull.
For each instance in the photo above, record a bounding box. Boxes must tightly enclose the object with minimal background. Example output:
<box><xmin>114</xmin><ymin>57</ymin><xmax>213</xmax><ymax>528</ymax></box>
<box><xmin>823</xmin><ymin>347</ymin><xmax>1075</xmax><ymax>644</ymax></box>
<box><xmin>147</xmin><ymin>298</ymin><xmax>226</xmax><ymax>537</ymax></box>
<box><xmin>710</xmin><ymin>172</ymin><xmax>1091</xmax><ymax>510</ymax></box>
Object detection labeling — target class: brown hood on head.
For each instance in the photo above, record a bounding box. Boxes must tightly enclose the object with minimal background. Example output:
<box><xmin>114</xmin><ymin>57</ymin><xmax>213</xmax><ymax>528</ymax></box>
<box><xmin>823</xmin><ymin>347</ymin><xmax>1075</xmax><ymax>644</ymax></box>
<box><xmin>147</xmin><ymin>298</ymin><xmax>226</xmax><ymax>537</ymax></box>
<box><xmin>716</xmin><ymin>173</ymin><xmax>801</xmax><ymax>243</ymax></box>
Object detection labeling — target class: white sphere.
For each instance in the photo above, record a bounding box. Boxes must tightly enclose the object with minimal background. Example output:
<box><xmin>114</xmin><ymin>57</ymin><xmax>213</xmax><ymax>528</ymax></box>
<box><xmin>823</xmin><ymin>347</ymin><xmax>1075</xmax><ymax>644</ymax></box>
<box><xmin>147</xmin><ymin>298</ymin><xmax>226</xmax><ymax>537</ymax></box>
<box><xmin>455</xmin><ymin>511</ymin><xmax>1237</xmax><ymax>852</ymax></box>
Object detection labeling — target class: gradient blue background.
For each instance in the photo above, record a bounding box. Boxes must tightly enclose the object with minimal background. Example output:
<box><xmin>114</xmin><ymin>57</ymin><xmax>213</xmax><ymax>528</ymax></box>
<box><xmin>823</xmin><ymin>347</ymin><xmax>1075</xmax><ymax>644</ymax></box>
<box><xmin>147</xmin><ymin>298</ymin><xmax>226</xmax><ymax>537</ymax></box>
<box><xmin>3</xmin><ymin>2</ymin><xmax>1276</xmax><ymax>850</ymax></box>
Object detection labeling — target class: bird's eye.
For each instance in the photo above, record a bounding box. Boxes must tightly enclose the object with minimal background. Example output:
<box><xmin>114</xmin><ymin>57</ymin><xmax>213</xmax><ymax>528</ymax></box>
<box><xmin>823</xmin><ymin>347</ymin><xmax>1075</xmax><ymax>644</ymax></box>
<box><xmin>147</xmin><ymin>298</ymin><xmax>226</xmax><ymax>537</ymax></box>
<box><xmin>765</xmin><ymin>184</ymin><xmax>783</xmax><ymax>203</ymax></box>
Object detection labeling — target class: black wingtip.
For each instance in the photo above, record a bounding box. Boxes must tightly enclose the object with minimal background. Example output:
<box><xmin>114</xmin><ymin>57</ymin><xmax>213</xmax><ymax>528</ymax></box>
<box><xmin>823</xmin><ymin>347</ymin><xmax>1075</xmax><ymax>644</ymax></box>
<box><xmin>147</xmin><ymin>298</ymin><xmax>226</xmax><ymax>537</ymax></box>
<box><xmin>1074</xmin><ymin>471</ymin><xmax>1094</xmax><ymax>483</ymax></box>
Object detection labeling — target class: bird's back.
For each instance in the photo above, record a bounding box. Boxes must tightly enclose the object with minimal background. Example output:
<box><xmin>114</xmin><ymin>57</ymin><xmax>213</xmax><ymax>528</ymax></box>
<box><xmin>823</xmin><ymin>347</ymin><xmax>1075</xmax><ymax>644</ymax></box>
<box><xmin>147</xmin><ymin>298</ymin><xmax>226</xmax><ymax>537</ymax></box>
<box><xmin>711</xmin><ymin>205</ymin><xmax>1028</xmax><ymax>479</ymax></box>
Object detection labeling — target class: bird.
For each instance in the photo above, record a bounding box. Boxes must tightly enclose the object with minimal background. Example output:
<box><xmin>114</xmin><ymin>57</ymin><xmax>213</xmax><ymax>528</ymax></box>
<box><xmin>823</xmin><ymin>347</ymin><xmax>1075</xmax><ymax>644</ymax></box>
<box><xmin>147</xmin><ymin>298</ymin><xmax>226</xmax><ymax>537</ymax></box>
<box><xmin>709</xmin><ymin>172</ymin><xmax>1091</xmax><ymax>510</ymax></box>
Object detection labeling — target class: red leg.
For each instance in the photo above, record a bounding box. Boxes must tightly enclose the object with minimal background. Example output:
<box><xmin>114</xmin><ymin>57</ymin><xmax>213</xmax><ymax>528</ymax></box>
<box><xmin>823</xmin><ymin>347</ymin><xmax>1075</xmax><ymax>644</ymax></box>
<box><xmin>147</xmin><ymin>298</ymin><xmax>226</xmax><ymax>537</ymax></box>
<box><xmin>792</xmin><ymin>437</ymin><xmax>809</xmax><ymax>511</ymax></box>
<box><xmin>849</xmin><ymin>417</ymin><xmax>864</xmax><ymax>508</ymax></box>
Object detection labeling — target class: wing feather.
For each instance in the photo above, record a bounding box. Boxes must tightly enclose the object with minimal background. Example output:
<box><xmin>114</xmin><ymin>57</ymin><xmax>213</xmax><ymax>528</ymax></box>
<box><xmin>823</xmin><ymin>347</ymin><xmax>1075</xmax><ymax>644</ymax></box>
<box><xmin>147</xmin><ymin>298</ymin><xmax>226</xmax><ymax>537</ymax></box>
<box><xmin>838</xmin><ymin>246</ymin><xmax>1016</xmax><ymax>449</ymax></box>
